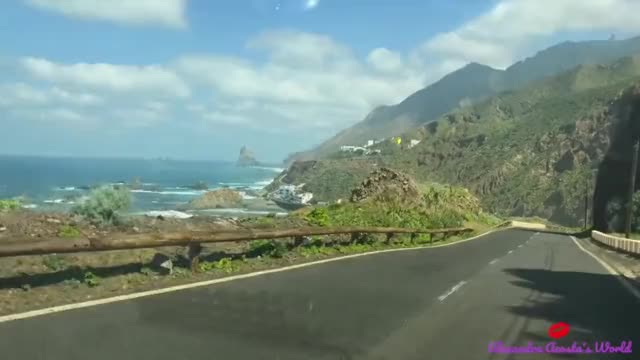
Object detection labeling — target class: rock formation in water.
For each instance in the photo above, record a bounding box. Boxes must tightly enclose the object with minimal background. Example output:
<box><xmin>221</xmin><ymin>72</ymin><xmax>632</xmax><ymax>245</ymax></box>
<box><xmin>237</xmin><ymin>146</ymin><xmax>259</xmax><ymax>167</ymax></box>
<box><xmin>178</xmin><ymin>189</ymin><xmax>243</xmax><ymax>210</ymax></box>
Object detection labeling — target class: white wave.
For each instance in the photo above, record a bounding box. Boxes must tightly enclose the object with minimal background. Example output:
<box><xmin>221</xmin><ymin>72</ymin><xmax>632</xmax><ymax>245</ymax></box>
<box><xmin>130</xmin><ymin>189</ymin><xmax>204</xmax><ymax>196</ymax></box>
<box><xmin>142</xmin><ymin>210</ymin><xmax>193</xmax><ymax>219</ymax></box>
<box><xmin>56</xmin><ymin>186</ymin><xmax>76</xmax><ymax>191</ymax></box>
<box><xmin>238</xmin><ymin>191</ymin><xmax>257</xmax><ymax>200</ymax></box>
<box><xmin>251</xmin><ymin>166</ymin><xmax>285</xmax><ymax>172</ymax></box>
<box><xmin>218</xmin><ymin>182</ymin><xmax>251</xmax><ymax>187</ymax></box>
<box><xmin>22</xmin><ymin>204</ymin><xmax>38</xmax><ymax>209</ymax></box>
<box><xmin>43</xmin><ymin>199</ymin><xmax>66</xmax><ymax>204</ymax></box>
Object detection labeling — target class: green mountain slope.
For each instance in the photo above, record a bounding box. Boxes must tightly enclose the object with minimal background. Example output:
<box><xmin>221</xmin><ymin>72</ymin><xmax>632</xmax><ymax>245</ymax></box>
<box><xmin>291</xmin><ymin>36</ymin><xmax>640</xmax><ymax>162</ymax></box>
<box><xmin>272</xmin><ymin>55</ymin><xmax>640</xmax><ymax>226</ymax></box>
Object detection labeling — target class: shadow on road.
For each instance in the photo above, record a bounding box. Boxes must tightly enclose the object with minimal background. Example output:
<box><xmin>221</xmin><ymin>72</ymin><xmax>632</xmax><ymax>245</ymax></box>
<box><xmin>503</xmin><ymin>268</ymin><xmax>638</xmax><ymax>357</ymax></box>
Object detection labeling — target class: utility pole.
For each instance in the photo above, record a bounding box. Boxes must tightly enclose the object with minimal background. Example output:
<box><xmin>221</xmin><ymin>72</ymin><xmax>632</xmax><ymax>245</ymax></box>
<box><xmin>624</xmin><ymin>138</ymin><xmax>640</xmax><ymax>238</ymax></box>
<box><xmin>584</xmin><ymin>178</ymin><xmax>589</xmax><ymax>230</ymax></box>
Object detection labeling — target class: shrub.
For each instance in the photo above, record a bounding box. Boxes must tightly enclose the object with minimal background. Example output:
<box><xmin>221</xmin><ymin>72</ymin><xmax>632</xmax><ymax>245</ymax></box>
<box><xmin>256</xmin><ymin>216</ymin><xmax>275</xmax><ymax>227</ymax></box>
<box><xmin>59</xmin><ymin>225</ymin><xmax>81</xmax><ymax>238</ymax></box>
<box><xmin>83</xmin><ymin>271</ymin><xmax>100</xmax><ymax>287</ymax></box>
<box><xmin>0</xmin><ymin>199</ymin><xmax>21</xmax><ymax>212</ymax></box>
<box><xmin>43</xmin><ymin>255</ymin><xmax>67</xmax><ymax>271</ymax></box>
<box><xmin>304</xmin><ymin>207</ymin><xmax>330</xmax><ymax>227</ymax></box>
<box><xmin>248</xmin><ymin>240</ymin><xmax>287</xmax><ymax>258</ymax></box>
<box><xmin>72</xmin><ymin>186</ymin><xmax>131</xmax><ymax>225</ymax></box>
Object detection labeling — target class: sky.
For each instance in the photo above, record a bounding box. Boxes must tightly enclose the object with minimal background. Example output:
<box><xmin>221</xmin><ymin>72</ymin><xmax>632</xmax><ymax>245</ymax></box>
<box><xmin>2</xmin><ymin>0</ymin><xmax>640</xmax><ymax>163</ymax></box>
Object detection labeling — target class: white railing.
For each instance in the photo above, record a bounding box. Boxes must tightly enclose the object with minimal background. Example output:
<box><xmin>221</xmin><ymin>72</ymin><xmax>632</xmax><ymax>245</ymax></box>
<box><xmin>591</xmin><ymin>230</ymin><xmax>640</xmax><ymax>255</ymax></box>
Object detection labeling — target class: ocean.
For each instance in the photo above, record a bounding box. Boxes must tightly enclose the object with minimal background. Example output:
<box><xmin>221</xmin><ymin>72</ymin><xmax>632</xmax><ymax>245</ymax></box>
<box><xmin>0</xmin><ymin>155</ymin><xmax>285</xmax><ymax>216</ymax></box>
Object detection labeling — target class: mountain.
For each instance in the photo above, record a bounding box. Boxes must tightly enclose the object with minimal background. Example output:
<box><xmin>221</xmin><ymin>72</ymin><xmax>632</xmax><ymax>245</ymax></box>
<box><xmin>269</xmin><ymin>54</ymin><xmax>640</xmax><ymax>227</ymax></box>
<box><xmin>292</xmin><ymin>35</ymin><xmax>640</xmax><ymax>162</ymax></box>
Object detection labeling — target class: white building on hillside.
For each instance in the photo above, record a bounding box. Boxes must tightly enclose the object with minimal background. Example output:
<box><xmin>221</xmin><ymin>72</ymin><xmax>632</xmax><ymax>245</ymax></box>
<box><xmin>408</xmin><ymin>139</ymin><xmax>421</xmax><ymax>149</ymax></box>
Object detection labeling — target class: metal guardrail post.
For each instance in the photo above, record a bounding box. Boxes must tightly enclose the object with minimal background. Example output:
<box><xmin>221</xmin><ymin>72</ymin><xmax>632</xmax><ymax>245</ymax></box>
<box><xmin>385</xmin><ymin>232</ymin><xmax>395</xmax><ymax>244</ymax></box>
<box><xmin>188</xmin><ymin>243</ymin><xmax>202</xmax><ymax>273</ymax></box>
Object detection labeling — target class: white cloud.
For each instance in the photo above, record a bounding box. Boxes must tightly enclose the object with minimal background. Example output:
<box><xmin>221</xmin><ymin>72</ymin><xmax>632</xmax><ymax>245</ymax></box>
<box><xmin>10</xmin><ymin>0</ymin><xmax>640</xmax><ymax>152</ymax></box>
<box><xmin>246</xmin><ymin>29</ymin><xmax>356</xmax><ymax>69</ymax></box>
<box><xmin>367</xmin><ymin>48</ymin><xmax>404</xmax><ymax>74</ymax></box>
<box><xmin>176</xmin><ymin>30</ymin><xmax>423</xmax><ymax>127</ymax></box>
<box><xmin>112</xmin><ymin>107</ymin><xmax>166</xmax><ymax>128</ymax></box>
<box><xmin>0</xmin><ymin>82</ymin><xmax>103</xmax><ymax>107</ymax></box>
<box><xmin>422</xmin><ymin>0</ymin><xmax>640</xmax><ymax>69</ymax></box>
<box><xmin>9</xmin><ymin>106</ymin><xmax>97</xmax><ymax>126</ymax></box>
<box><xmin>303</xmin><ymin>0</ymin><xmax>319</xmax><ymax>10</ymax></box>
<box><xmin>21</xmin><ymin>57</ymin><xmax>190</xmax><ymax>98</ymax></box>
<box><xmin>24</xmin><ymin>0</ymin><xmax>188</xmax><ymax>28</ymax></box>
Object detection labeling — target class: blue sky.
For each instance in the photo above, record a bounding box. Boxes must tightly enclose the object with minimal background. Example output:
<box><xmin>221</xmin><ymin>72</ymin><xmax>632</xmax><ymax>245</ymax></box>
<box><xmin>1</xmin><ymin>0</ymin><xmax>639</xmax><ymax>162</ymax></box>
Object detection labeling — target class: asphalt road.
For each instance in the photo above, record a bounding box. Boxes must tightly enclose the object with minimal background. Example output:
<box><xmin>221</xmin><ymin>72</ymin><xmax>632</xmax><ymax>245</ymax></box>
<box><xmin>0</xmin><ymin>229</ymin><xmax>638</xmax><ymax>360</ymax></box>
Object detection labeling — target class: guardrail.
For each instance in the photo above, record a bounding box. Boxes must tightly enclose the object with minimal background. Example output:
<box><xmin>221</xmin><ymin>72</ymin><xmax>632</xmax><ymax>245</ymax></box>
<box><xmin>0</xmin><ymin>226</ymin><xmax>474</xmax><ymax>271</ymax></box>
<box><xmin>591</xmin><ymin>230</ymin><xmax>640</xmax><ymax>255</ymax></box>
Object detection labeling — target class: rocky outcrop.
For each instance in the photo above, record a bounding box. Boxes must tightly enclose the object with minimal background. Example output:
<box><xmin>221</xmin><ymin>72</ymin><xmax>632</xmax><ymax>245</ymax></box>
<box><xmin>350</xmin><ymin>168</ymin><xmax>421</xmax><ymax>205</ymax></box>
<box><xmin>237</xmin><ymin>146</ymin><xmax>259</xmax><ymax>167</ymax></box>
<box><xmin>178</xmin><ymin>189</ymin><xmax>243</xmax><ymax>210</ymax></box>
<box><xmin>594</xmin><ymin>83</ymin><xmax>640</xmax><ymax>232</ymax></box>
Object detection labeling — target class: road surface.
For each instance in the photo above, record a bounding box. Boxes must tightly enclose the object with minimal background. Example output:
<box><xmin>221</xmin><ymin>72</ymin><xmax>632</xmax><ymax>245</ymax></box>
<box><xmin>0</xmin><ymin>229</ymin><xmax>637</xmax><ymax>359</ymax></box>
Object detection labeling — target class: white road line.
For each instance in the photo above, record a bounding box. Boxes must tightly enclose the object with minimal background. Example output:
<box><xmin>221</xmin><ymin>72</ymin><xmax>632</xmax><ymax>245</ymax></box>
<box><xmin>570</xmin><ymin>236</ymin><xmax>640</xmax><ymax>301</ymax></box>
<box><xmin>0</xmin><ymin>227</ymin><xmax>512</xmax><ymax>324</ymax></box>
<box><xmin>438</xmin><ymin>281</ymin><xmax>467</xmax><ymax>302</ymax></box>
<box><xmin>507</xmin><ymin>250</ymin><xmax>513</xmax><ymax>254</ymax></box>
<box><xmin>518</xmin><ymin>244</ymin><xmax>523</xmax><ymax>248</ymax></box>
<box><xmin>489</xmin><ymin>259</ymin><xmax>499</xmax><ymax>265</ymax></box>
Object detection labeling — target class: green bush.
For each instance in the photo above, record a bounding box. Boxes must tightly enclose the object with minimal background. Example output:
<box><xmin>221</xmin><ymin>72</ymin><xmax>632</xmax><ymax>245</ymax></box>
<box><xmin>43</xmin><ymin>255</ymin><xmax>67</xmax><ymax>271</ymax></box>
<box><xmin>304</xmin><ymin>207</ymin><xmax>330</xmax><ymax>227</ymax></box>
<box><xmin>0</xmin><ymin>199</ymin><xmax>21</xmax><ymax>212</ymax></box>
<box><xmin>59</xmin><ymin>225</ymin><xmax>81</xmax><ymax>238</ymax></box>
<box><xmin>248</xmin><ymin>240</ymin><xmax>288</xmax><ymax>258</ymax></box>
<box><xmin>72</xmin><ymin>186</ymin><xmax>131</xmax><ymax>225</ymax></box>
<box><xmin>256</xmin><ymin>216</ymin><xmax>275</xmax><ymax>227</ymax></box>
<box><xmin>83</xmin><ymin>271</ymin><xmax>100</xmax><ymax>287</ymax></box>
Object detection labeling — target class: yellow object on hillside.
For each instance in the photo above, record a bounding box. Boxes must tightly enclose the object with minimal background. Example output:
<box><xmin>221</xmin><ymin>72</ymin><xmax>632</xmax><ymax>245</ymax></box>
<box><xmin>395</xmin><ymin>137</ymin><xmax>402</xmax><ymax>145</ymax></box>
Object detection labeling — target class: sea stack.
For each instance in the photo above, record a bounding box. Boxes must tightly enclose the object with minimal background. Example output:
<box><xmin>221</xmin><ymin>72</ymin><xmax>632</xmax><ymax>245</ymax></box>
<box><xmin>237</xmin><ymin>145</ymin><xmax>259</xmax><ymax>167</ymax></box>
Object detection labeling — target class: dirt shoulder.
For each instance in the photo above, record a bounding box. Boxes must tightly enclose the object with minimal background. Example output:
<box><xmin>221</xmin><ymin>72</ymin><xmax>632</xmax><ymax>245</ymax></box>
<box><xmin>0</xmin><ymin>210</ymin><xmax>488</xmax><ymax>317</ymax></box>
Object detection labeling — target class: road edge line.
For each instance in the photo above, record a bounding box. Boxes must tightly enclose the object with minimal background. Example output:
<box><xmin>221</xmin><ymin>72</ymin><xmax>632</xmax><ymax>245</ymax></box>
<box><xmin>0</xmin><ymin>226</ymin><xmax>512</xmax><ymax>324</ymax></box>
<box><xmin>570</xmin><ymin>236</ymin><xmax>640</xmax><ymax>301</ymax></box>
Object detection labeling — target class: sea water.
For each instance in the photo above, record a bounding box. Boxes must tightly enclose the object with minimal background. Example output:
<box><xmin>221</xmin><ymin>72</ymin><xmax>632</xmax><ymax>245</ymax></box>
<box><xmin>0</xmin><ymin>155</ymin><xmax>284</xmax><ymax>215</ymax></box>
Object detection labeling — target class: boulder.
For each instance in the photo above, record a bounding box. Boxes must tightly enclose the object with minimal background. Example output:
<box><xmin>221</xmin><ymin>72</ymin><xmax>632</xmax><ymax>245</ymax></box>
<box><xmin>350</xmin><ymin>168</ymin><xmax>421</xmax><ymax>205</ymax></box>
<box><xmin>179</xmin><ymin>188</ymin><xmax>243</xmax><ymax>210</ymax></box>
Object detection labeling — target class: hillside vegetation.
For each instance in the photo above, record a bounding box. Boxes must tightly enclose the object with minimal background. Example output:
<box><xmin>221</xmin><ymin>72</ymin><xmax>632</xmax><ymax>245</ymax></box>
<box><xmin>272</xmin><ymin>55</ymin><xmax>640</xmax><ymax>226</ymax></box>
<box><xmin>288</xmin><ymin>36</ymin><xmax>640</xmax><ymax>162</ymax></box>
